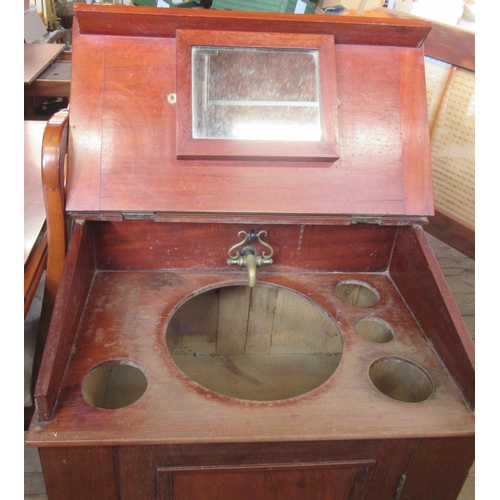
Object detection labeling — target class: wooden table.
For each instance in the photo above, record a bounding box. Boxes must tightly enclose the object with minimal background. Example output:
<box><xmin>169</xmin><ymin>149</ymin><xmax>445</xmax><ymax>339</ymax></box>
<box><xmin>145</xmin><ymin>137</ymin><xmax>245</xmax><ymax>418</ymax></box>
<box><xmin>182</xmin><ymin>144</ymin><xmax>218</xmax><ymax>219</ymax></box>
<box><xmin>24</xmin><ymin>43</ymin><xmax>66</xmax><ymax>85</ymax></box>
<box><xmin>24</xmin><ymin>120</ymin><xmax>47</xmax><ymax>316</ymax></box>
<box><xmin>24</xmin><ymin>44</ymin><xmax>71</xmax><ymax>118</ymax></box>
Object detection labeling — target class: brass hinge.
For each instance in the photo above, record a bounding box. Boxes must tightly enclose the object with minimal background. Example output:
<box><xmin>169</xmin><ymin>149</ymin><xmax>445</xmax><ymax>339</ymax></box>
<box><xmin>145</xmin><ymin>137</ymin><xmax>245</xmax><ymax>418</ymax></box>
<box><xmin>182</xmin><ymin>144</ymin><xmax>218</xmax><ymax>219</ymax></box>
<box><xmin>394</xmin><ymin>474</ymin><xmax>407</xmax><ymax>500</ymax></box>
<box><xmin>122</xmin><ymin>212</ymin><xmax>156</xmax><ymax>220</ymax></box>
<box><xmin>350</xmin><ymin>216</ymin><xmax>383</xmax><ymax>224</ymax></box>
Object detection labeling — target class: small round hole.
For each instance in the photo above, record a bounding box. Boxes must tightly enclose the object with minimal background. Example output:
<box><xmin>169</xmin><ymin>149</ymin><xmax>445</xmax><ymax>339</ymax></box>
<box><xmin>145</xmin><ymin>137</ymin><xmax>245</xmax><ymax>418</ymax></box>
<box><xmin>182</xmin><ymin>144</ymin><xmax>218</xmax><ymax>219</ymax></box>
<box><xmin>369</xmin><ymin>357</ymin><xmax>433</xmax><ymax>403</ymax></box>
<box><xmin>354</xmin><ymin>317</ymin><xmax>394</xmax><ymax>343</ymax></box>
<box><xmin>334</xmin><ymin>280</ymin><xmax>380</xmax><ymax>307</ymax></box>
<box><xmin>82</xmin><ymin>359</ymin><xmax>148</xmax><ymax>409</ymax></box>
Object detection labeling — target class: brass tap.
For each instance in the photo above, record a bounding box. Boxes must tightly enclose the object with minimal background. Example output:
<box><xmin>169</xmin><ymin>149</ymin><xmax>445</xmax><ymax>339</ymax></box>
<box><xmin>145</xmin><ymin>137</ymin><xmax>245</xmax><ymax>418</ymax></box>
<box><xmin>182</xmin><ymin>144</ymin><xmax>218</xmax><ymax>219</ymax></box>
<box><xmin>227</xmin><ymin>231</ymin><xmax>273</xmax><ymax>287</ymax></box>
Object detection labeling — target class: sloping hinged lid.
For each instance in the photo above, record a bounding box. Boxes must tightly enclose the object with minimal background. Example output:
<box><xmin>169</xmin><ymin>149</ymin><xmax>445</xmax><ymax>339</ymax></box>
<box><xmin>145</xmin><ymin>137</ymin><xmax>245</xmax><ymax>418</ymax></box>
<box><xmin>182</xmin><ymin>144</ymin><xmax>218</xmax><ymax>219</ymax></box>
<box><xmin>67</xmin><ymin>5</ymin><xmax>433</xmax><ymax>223</ymax></box>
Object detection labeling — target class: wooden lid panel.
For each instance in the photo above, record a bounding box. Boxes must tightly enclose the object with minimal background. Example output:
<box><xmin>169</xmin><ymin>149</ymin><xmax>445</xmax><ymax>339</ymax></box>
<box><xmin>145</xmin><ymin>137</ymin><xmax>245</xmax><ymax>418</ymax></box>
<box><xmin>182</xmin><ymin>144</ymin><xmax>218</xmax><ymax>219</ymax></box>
<box><xmin>66</xmin><ymin>8</ymin><xmax>433</xmax><ymax>218</ymax></box>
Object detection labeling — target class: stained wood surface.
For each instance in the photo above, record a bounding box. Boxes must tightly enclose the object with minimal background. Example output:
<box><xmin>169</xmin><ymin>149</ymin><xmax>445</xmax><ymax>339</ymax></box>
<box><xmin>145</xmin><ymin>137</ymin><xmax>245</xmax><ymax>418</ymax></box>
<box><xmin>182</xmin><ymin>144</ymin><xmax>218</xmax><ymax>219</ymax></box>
<box><xmin>390</xmin><ymin>226</ymin><xmax>474</xmax><ymax>408</ymax></box>
<box><xmin>91</xmin><ymin>221</ymin><xmax>396</xmax><ymax>272</ymax></box>
<box><xmin>400</xmin><ymin>437</ymin><xmax>475</xmax><ymax>500</ymax></box>
<box><xmin>24</xmin><ymin>233</ymin><xmax>475</xmax><ymax>499</ymax></box>
<box><xmin>34</xmin><ymin>222</ymin><xmax>95</xmax><ymax>420</ymax></box>
<box><xmin>159</xmin><ymin>461</ymin><xmax>374</xmax><ymax>500</ymax></box>
<box><xmin>378</xmin><ymin>8</ymin><xmax>475</xmax><ymax>71</ymax></box>
<box><xmin>38</xmin><ymin>110</ymin><xmax>70</xmax><ymax>345</ymax></box>
<box><xmin>28</xmin><ymin>223</ymin><xmax>473</xmax><ymax>445</ymax></box>
<box><xmin>39</xmin><ymin>446</ymin><xmax>118</xmax><ymax>500</ymax></box>
<box><xmin>66</xmin><ymin>9</ymin><xmax>433</xmax><ymax>218</ymax></box>
<box><xmin>74</xmin><ymin>4</ymin><xmax>431</xmax><ymax>47</ymax></box>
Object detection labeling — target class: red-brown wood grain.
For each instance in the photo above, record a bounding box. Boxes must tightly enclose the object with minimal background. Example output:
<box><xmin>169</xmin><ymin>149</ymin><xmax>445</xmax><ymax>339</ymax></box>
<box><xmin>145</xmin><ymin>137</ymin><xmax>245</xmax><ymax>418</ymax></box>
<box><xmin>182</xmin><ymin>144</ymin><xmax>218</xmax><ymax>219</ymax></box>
<box><xmin>397</xmin><ymin>48</ymin><xmax>433</xmax><ymax>216</ymax></box>
<box><xmin>39</xmin><ymin>446</ymin><xmax>118</xmax><ymax>500</ymax></box>
<box><xmin>27</xmin><ymin>9</ymin><xmax>473</xmax><ymax>500</ymax></box>
<box><xmin>66</xmin><ymin>31</ymin><xmax>433</xmax><ymax>218</ymax></box>
<box><xmin>116</xmin><ymin>440</ymin><xmax>411</xmax><ymax>500</ymax></box>
<box><xmin>29</xmin><ymin>223</ymin><xmax>474</xmax><ymax>442</ymax></box>
<box><xmin>92</xmin><ymin>221</ymin><xmax>396</xmax><ymax>273</ymax></box>
<box><xmin>35</xmin><ymin>222</ymin><xmax>95</xmax><ymax>420</ymax></box>
<box><xmin>399</xmin><ymin>437</ymin><xmax>475</xmax><ymax>500</ymax></box>
<box><xmin>73</xmin><ymin>4</ymin><xmax>431</xmax><ymax>47</ymax></box>
<box><xmin>390</xmin><ymin>226</ymin><xmax>474</xmax><ymax>409</ymax></box>
<box><xmin>66</xmin><ymin>27</ymin><xmax>104</xmax><ymax>212</ymax></box>
<box><xmin>39</xmin><ymin>110</ymin><xmax>69</xmax><ymax>338</ymax></box>
<box><xmin>378</xmin><ymin>7</ymin><xmax>475</xmax><ymax>71</ymax></box>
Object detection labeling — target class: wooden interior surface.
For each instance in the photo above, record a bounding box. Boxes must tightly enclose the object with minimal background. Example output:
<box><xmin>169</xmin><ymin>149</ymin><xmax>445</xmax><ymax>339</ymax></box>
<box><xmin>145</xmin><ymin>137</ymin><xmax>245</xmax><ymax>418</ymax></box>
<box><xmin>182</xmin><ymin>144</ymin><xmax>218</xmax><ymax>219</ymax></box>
<box><xmin>66</xmin><ymin>6</ymin><xmax>433</xmax><ymax>218</ymax></box>
<box><xmin>28</xmin><ymin>222</ymin><xmax>474</xmax><ymax>446</ymax></box>
<box><xmin>390</xmin><ymin>225</ymin><xmax>474</xmax><ymax>408</ymax></box>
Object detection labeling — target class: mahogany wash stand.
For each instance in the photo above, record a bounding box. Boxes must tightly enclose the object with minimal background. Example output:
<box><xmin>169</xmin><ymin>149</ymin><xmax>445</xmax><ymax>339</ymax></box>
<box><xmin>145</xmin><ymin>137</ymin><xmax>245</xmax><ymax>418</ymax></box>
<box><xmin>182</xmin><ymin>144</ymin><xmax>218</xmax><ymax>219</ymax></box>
<box><xmin>26</xmin><ymin>5</ymin><xmax>474</xmax><ymax>499</ymax></box>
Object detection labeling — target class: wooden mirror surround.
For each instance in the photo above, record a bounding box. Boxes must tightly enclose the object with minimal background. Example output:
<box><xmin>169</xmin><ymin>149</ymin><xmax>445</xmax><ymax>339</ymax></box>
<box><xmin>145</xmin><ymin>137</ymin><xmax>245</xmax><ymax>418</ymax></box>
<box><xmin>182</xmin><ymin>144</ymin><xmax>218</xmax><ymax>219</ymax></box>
<box><xmin>176</xmin><ymin>30</ymin><xmax>339</xmax><ymax>162</ymax></box>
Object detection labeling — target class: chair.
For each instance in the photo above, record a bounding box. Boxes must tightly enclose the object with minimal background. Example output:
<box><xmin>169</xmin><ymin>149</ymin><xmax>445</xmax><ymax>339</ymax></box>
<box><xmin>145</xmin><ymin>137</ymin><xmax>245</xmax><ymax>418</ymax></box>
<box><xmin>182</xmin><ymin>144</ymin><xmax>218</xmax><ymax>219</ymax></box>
<box><xmin>25</xmin><ymin>109</ymin><xmax>70</xmax><ymax>428</ymax></box>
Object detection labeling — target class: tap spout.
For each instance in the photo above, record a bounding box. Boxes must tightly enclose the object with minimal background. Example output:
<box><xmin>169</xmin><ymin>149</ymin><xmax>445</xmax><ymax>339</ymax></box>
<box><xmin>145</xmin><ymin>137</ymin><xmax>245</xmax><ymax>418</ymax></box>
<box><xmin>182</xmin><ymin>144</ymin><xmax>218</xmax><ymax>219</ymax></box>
<box><xmin>227</xmin><ymin>236</ymin><xmax>273</xmax><ymax>288</ymax></box>
<box><xmin>242</xmin><ymin>253</ymin><xmax>257</xmax><ymax>288</ymax></box>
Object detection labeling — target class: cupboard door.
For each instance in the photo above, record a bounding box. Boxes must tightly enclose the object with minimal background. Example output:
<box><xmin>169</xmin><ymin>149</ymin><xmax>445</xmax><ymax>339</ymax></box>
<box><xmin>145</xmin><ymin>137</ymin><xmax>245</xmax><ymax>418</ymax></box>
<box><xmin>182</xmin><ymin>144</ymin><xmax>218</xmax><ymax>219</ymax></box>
<box><xmin>157</xmin><ymin>461</ymin><xmax>375</xmax><ymax>500</ymax></box>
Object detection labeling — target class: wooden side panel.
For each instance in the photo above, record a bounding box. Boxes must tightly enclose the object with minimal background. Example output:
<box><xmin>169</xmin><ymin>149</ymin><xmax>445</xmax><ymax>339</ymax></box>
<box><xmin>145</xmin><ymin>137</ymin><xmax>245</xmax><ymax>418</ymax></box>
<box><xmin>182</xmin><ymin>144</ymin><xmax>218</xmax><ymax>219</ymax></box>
<box><xmin>397</xmin><ymin>47</ymin><xmax>433</xmax><ymax>215</ymax></box>
<box><xmin>33</xmin><ymin>222</ymin><xmax>96</xmax><ymax>421</ymax></box>
<box><xmin>390</xmin><ymin>226</ymin><xmax>474</xmax><ymax>408</ymax></box>
<box><xmin>400</xmin><ymin>437</ymin><xmax>475</xmax><ymax>500</ymax></box>
<box><xmin>39</xmin><ymin>446</ymin><xmax>118</xmax><ymax>500</ymax></box>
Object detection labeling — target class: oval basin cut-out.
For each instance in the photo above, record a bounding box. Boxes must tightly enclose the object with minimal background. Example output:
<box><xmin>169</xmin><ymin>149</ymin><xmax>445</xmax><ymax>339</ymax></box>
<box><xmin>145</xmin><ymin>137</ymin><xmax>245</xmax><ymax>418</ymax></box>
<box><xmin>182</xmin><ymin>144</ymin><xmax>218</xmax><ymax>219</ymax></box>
<box><xmin>354</xmin><ymin>317</ymin><xmax>394</xmax><ymax>343</ymax></box>
<box><xmin>369</xmin><ymin>357</ymin><xmax>434</xmax><ymax>403</ymax></box>
<box><xmin>334</xmin><ymin>280</ymin><xmax>380</xmax><ymax>307</ymax></box>
<box><xmin>82</xmin><ymin>360</ymin><xmax>148</xmax><ymax>409</ymax></box>
<box><xmin>166</xmin><ymin>283</ymin><xmax>342</xmax><ymax>401</ymax></box>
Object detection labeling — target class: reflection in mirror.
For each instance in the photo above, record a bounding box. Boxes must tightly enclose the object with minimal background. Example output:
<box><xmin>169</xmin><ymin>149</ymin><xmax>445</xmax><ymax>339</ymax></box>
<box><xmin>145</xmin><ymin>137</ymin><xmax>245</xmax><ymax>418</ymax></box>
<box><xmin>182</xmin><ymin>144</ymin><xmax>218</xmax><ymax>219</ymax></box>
<box><xmin>192</xmin><ymin>47</ymin><xmax>321</xmax><ymax>142</ymax></box>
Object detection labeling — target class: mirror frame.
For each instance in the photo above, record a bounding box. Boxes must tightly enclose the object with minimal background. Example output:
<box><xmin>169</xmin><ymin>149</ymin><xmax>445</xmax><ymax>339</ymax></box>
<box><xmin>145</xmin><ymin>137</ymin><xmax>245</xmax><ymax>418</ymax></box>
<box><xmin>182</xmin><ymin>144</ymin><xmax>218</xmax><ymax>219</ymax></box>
<box><xmin>176</xmin><ymin>29</ymin><xmax>340</xmax><ymax>162</ymax></box>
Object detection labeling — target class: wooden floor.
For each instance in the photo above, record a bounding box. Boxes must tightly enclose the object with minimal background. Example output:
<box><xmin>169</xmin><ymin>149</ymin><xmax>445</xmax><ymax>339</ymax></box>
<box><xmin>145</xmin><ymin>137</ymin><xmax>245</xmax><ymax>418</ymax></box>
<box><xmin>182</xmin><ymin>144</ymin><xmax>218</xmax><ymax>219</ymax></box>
<box><xmin>23</xmin><ymin>233</ymin><xmax>475</xmax><ymax>499</ymax></box>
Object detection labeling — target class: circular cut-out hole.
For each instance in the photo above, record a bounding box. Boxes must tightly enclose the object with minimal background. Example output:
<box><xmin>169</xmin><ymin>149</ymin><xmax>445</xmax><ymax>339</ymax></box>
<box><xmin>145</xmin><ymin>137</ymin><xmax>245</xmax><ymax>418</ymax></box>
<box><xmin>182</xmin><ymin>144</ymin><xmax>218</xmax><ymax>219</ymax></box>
<box><xmin>82</xmin><ymin>360</ymin><xmax>148</xmax><ymax>409</ymax></box>
<box><xmin>369</xmin><ymin>357</ymin><xmax>433</xmax><ymax>403</ymax></box>
<box><xmin>334</xmin><ymin>280</ymin><xmax>379</xmax><ymax>307</ymax></box>
<box><xmin>354</xmin><ymin>317</ymin><xmax>394</xmax><ymax>343</ymax></box>
<box><xmin>166</xmin><ymin>283</ymin><xmax>342</xmax><ymax>402</ymax></box>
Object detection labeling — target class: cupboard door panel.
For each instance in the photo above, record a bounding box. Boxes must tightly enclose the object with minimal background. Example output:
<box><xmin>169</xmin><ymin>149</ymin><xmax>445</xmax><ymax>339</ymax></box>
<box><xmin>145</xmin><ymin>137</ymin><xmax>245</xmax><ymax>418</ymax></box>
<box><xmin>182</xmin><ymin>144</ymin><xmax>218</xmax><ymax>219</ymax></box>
<box><xmin>157</xmin><ymin>461</ymin><xmax>375</xmax><ymax>500</ymax></box>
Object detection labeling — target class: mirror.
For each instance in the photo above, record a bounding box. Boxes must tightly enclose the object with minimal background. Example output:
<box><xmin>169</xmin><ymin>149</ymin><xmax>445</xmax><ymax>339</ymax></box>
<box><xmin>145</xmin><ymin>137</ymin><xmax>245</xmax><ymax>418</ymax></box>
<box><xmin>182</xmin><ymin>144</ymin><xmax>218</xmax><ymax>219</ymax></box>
<box><xmin>192</xmin><ymin>47</ymin><xmax>322</xmax><ymax>142</ymax></box>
